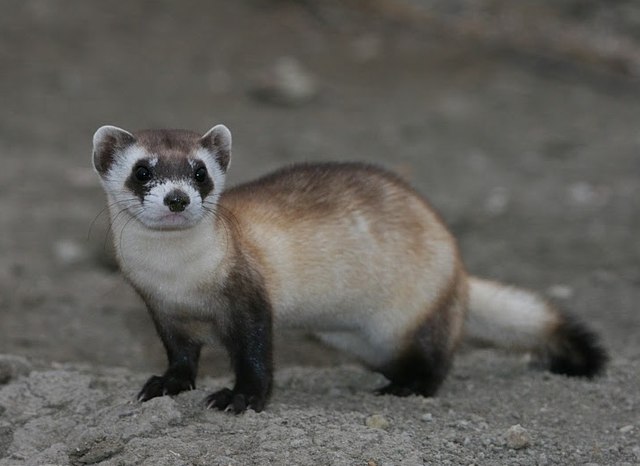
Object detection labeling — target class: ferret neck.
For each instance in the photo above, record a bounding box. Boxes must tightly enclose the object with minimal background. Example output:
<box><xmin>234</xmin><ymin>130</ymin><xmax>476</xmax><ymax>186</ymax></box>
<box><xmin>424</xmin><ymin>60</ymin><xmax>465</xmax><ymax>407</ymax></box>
<box><xmin>109</xmin><ymin>206</ymin><xmax>232</xmax><ymax>277</ymax></box>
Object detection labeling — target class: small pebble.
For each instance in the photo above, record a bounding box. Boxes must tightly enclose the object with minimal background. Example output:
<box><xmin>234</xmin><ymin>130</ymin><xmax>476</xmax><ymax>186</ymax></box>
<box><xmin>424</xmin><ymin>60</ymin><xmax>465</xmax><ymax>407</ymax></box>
<box><xmin>365</xmin><ymin>414</ymin><xmax>390</xmax><ymax>430</ymax></box>
<box><xmin>504</xmin><ymin>424</ymin><xmax>530</xmax><ymax>450</ymax></box>
<box><xmin>250</xmin><ymin>57</ymin><xmax>318</xmax><ymax>107</ymax></box>
<box><xmin>0</xmin><ymin>355</ymin><xmax>32</xmax><ymax>384</ymax></box>
<box><xmin>53</xmin><ymin>239</ymin><xmax>87</xmax><ymax>265</ymax></box>
<box><xmin>547</xmin><ymin>284</ymin><xmax>574</xmax><ymax>300</ymax></box>
<box><xmin>484</xmin><ymin>186</ymin><xmax>510</xmax><ymax>216</ymax></box>
<box><xmin>568</xmin><ymin>182</ymin><xmax>597</xmax><ymax>205</ymax></box>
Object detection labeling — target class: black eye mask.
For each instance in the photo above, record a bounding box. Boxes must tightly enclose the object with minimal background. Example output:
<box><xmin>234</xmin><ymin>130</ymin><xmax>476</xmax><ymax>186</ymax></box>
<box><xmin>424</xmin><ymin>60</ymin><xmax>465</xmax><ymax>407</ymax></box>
<box><xmin>124</xmin><ymin>157</ymin><xmax>214</xmax><ymax>202</ymax></box>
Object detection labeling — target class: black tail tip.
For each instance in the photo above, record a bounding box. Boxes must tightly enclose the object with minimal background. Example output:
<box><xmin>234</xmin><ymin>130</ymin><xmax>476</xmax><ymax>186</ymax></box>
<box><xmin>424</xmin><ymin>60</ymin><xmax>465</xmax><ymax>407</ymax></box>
<box><xmin>547</xmin><ymin>314</ymin><xmax>608</xmax><ymax>379</ymax></box>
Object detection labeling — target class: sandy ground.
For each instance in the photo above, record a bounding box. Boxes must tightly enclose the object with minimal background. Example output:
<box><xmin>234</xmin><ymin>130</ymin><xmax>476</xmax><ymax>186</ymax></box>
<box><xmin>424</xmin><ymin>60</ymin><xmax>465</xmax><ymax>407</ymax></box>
<box><xmin>0</xmin><ymin>1</ymin><xmax>639</xmax><ymax>464</ymax></box>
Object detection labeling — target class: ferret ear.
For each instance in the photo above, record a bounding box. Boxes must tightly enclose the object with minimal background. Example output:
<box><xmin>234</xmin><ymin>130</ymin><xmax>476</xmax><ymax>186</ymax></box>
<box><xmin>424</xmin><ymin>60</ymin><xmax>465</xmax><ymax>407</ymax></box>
<box><xmin>92</xmin><ymin>125</ymin><xmax>135</xmax><ymax>176</ymax></box>
<box><xmin>200</xmin><ymin>124</ymin><xmax>232</xmax><ymax>172</ymax></box>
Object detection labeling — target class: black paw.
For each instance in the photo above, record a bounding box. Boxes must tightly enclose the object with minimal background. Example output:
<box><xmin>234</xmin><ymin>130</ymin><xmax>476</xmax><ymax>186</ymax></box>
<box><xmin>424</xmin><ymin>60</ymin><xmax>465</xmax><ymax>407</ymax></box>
<box><xmin>137</xmin><ymin>374</ymin><xmax>195</xmax><ymax>402</ymax></box>
<box><xmin>374</xmin><ymin>383</ymin><xmax>418</xmax><ymax>397</ymax></box>
<box><xmin>205</xmin><ymin>387</ymin><xmax>267</xmax><ymax>414</ymax></box>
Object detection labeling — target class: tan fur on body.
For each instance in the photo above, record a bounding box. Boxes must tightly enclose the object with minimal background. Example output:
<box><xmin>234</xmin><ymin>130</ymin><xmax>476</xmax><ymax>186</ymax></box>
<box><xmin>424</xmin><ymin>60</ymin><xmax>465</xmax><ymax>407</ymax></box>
<box><xmin>219</xmin><ymin>163</ymin><xmax>467</xmax><ymax>366</ymax></box>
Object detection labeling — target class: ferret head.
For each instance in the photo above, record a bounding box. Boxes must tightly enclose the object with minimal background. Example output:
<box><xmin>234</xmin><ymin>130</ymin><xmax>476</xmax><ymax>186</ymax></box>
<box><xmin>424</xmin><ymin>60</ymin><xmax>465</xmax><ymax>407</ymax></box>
<box><xmin>92</xmin><ymin>124</ymin><xmax>231</xmax><ymax>231</ymax></box>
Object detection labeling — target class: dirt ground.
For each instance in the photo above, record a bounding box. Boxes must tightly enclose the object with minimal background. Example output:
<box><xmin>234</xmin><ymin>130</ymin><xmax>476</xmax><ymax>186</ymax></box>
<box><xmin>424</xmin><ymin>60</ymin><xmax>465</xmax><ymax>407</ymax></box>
<box><xmin>1</xmin><ymin>1</ymin><xmax>639</xmax><ymax>464</ymax></box>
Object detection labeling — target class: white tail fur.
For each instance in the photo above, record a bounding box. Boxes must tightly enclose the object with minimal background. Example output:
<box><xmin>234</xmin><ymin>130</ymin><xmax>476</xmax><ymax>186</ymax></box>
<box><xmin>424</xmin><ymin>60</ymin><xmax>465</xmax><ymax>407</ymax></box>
<box><xmin>465</xmin><ymin>277</ymin><xmax>559</xmax><ymax>351</ymax></box>
<box><xmin>465</xmin><ymin>276</ymin><xmax>606</xmax><ymax>377</ymax></box>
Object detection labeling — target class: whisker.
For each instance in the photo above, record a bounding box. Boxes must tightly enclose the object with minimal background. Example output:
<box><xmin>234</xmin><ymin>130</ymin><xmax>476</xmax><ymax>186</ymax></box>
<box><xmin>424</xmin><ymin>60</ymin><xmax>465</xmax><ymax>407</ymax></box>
<box><xmin>202</xmin><ymin>206</ymin><xmax>232</xmax><ymax>247</ymax></box>
<box><xmin>200</xmin><ymin>200</ymin><xmax>241</xmax><ymax>257</ymax></box>
<box><xmin>105</xmin><ymin>205</ymin><xmax>139</xmax><ymax>252</ymax></box>
<box><xmin>88</xmin><ymin>198</ymin><xmax>138</xmax><ymax>241</ymax></box>
<box><xmin>117</xmin><ymin>207</ymin><xmax>145</xmax><ymax>269</ymax></box>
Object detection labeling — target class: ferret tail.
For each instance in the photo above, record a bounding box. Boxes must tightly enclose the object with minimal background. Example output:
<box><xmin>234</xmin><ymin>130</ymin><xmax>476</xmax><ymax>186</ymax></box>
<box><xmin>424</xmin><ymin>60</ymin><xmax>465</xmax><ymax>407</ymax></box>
<box><xmin>465</xmin><ymin>276</ymin><xmax>607</xmax><ymax>378</ymax></box>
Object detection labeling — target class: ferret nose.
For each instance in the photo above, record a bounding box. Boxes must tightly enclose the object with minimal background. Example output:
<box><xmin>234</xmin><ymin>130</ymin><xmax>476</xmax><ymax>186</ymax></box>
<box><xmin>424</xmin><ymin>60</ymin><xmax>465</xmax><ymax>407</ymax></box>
<box><xmin>163</xmin><ymin>190</ymin><xmax>190</xmax><ymax>212</ymax></box>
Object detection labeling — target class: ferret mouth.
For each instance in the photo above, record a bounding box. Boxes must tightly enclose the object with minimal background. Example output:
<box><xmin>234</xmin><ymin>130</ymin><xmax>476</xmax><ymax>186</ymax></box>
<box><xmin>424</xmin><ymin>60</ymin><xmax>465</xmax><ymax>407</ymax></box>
<box><xmin>148</xmin><ymin>213</ymin><xmax>196</xmax><ymax>230</ymax></box>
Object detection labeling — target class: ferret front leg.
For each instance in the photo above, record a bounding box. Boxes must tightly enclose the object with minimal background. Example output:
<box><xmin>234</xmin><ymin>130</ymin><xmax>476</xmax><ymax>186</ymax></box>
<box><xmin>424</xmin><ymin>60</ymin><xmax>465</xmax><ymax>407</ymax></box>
<box><xmin>205</xmin><ymin>315</ymin><xmax>273</xmax><ymax>413</ymax></box>
<box><xmin>138</xmin><ymin>321</ymin><xmax>202</xmax><ymax>402</ymax></box>
<box><xmin>206</xmin><ymin>283</ymin><xmax>273</xmax><ymax>413</ymax></box>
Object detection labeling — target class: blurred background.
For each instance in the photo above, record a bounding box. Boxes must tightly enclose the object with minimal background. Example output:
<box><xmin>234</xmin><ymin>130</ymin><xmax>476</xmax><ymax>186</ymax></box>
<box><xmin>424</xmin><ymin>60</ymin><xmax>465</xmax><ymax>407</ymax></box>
<box><xmin>0</xmin><ymin>0</ymin><xmax>638</xmax><ymax>376</ymax></box>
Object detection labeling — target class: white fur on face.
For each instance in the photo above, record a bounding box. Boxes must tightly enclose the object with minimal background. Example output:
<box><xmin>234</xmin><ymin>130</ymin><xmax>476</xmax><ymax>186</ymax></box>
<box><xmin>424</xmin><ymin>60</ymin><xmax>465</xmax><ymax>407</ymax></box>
<box><xmin>137</xmin><ymin>180</ymin><xmax>204</xmax><ymax>230</ymax></box>
<box><xmin>100</xmin><ymin>145</ymin><xmax>225</xmax><ymax>231</ymax></box>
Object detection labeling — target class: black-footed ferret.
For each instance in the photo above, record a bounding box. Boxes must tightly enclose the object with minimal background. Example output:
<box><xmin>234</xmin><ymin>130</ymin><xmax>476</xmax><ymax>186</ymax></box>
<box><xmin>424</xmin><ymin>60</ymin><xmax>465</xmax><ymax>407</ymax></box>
<box><xmin>92</xmin><ymin>124</ymin><xmax>607</xmax><ymax>413</ymax></box>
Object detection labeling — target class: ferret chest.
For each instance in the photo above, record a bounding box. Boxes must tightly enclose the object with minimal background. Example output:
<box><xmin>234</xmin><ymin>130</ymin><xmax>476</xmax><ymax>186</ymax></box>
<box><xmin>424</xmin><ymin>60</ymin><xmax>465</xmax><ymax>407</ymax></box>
<box><xmin>116</xmin><ymin>221</ymin><xmax>224</xmax><ymax>313</ymax></box>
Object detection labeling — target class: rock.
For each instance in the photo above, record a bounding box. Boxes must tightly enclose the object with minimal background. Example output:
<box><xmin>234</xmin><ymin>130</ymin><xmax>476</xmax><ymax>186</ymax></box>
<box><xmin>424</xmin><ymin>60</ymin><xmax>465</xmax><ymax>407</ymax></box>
<box><xmin>0</xmin><ymin>424</ymin><xmax>13</xmax><ymax>458</ymax></box>
<box><xmin>421</xmin><ymin>413</ymin><xmax>433</xmax><ymax>422</ymax></box>
<box><xmin>567</xmin><ymin>182</ymin><xmax>592</xmax><ymax>204</ymax></box>
<box><xmin>0</xmin><ymin>354</ymin><xmax>32</xmax><ymax>384</ymax></box>
<box><xmin>546</xmin><ymin>284</ymin><xmax>574</xmax><ymax>300</ymax></box>
<box><xmin>365</xmin><ymin>414</ymin><xmax>390</xmax><ymax>430</ymax></box>
<box><xmin>250</xmin><ymin>57</ymin><xmax>318</xmax><ymax>107</ymax></box>
<box><xmin>484</xmin><ymin>186</ymin><xmax>510</xmax><ymax>216</ymax></box>
<box><xmin>69</xmin><ymin>436</ymin><xmax>124</xmax><ymax>465</ymax></box>
<box><xmin>504</xmin><ymin>424</ymin><xmax>530</xmax><ymax>450</ymax></box>
<box><xmin>53</xmin><ymin>239</ymin><xmax>87</xmax><ymax>266</ymax></box>
<box><xmin>25</xmin><ymin>443</ymin><xmax>69</xmax><ymax>466</ymax></box>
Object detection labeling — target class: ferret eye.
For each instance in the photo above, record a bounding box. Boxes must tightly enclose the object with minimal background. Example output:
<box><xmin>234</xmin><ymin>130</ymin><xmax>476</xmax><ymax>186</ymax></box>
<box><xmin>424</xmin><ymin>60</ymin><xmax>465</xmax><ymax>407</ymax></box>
<box><xmin>194</xmin><ymin>167</ymin><xmax>207</xmax><ymax>183</ymax></box>
<box><xmin>134</xmin><ymin>166</ymin><xmax>152</xmax><ymax>182</ymax></box>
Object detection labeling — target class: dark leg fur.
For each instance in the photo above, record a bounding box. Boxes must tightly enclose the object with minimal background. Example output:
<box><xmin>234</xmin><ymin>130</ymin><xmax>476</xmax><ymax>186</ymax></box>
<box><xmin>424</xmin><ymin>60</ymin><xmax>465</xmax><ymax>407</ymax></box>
<box><xmin>206</xmin><ymin>265</ymin><xmax>273</xmax><ymax>414</ymax></box>
<box><xmin>205</xmin><ymin>317</ymin><xmax>273</xmax><ymax>413</ymax></box>
<box><xmin>376</xmin><ymin>313</ymin><xmax>453</xmax><ymax>397</ymax></box>
<box><xmin>138</xmin><ymin>329</ymin><xmax>201</xmax><ymax>402</ymax></box>
<box><xmin>546</xmin><ymin>313</ymin><xmax>607</xmax><ymax>378</ymax></box>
